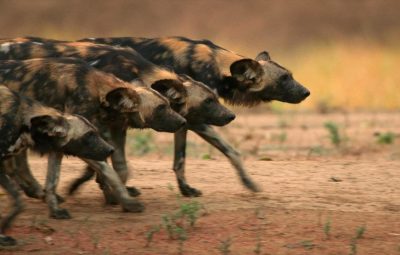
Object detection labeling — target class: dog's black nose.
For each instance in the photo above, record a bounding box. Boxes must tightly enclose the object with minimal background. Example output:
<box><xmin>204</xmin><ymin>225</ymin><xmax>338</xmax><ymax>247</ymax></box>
<box><xmin>179</xmin><ymin>119</ymin><xmax>187</xmax><ymax>127</ymax></box>
<box><xmin>303</xmin><ymin>90</ymin><xmax>310</xmax><ymax>98</ymax></box>
<box><xmin>227</xmin><ymin>114</ymin><xmax>236</xmax><ymax>122</ymax></box>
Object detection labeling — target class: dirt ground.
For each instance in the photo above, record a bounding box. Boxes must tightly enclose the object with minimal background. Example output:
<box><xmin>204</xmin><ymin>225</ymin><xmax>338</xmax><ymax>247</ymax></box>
<box><xmin>1</xmin><ymin>112</ymin><xmax>399</xmax><ymax>255</ymax></box>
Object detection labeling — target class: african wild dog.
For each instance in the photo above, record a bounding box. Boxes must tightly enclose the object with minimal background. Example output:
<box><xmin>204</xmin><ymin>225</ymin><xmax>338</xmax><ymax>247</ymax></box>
<box><xmin>0</xmin><ymin>38</ymin><xmax>236</xmax><ymax>201</ymax></box>
<box><xmin>80</xmin><ymin>36</ymin><xmax>311</xmax><ymax>196</ymax></box>
<box><xmin>68</xmin><ymin>73</ymin><xmax>236</xmax><ymax>200</ymax></box>
<box><xmin>0</xmin><ymin>85</ymin><xmax>113</xmax><ymax>246</ymax></box>
<box><xmin>80</xmin><ymin>37</ymin><xmax>310</xmax><ymax>105</ymax></box>
<box><xmin>0</xmin><ymin>57</ymin><xmax>186</xmax><ymax>218</ymax></box>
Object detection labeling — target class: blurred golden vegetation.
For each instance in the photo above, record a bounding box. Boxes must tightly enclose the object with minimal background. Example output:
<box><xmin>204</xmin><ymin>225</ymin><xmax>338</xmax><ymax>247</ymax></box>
<box><xmin>277</xmin><ymin>40</ymin><xmax>400</xmax><ymax>111</ymax></box>
<box><xmin>0</xmin><ymin>0</ymin><xmax>399</xmax><ymax>111</ymax></box>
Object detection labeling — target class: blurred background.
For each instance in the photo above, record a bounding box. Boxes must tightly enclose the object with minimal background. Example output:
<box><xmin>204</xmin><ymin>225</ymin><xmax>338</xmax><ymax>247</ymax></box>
<box><xmin>0</xmin><ymin>0</ymin><xmax>399</xmax><ymax>111</ymax></box>
<box><xmin>1</xmin><ymin>0</ymin><xmax>399</xmax><ymax>160</ymax></box>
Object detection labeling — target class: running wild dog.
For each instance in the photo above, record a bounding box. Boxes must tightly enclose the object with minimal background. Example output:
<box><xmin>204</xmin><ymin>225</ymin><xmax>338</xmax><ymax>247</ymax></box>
<box><xmin>0</xmin><ymin>39</ymin><xmax>236</xmax><ymax>201</ymax></box>
<box><xmin>0</xmin><ymin>85</ymin><xmax>113</xmax><ymax>246</ymax></box>
<box><xmin>0</xmin><ymin>57</ymin><xmax>185</xmax><ymax>218</ymax></box>
<box><xmin>79</xmin><ymin>36</ymin><xmax>311</xmax><ymax>196</ymax></box>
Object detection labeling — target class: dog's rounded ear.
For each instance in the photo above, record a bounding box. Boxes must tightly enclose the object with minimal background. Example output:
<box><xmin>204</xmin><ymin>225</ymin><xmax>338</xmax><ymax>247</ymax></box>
<box><xmin>151</xmin><ymin>79</ymin><xmax>186</xmax><ymax>105</ymax></box>
<box><xmin>230</xmin><ymin>59</ymin><xmax>264</xmax><ymax>91</ymax></box>
<box><xmin>30</xmin><ymin>115</ymin><xmax>68</xmax><ymax>137</ymax></box>
<box><xmin>255</xmin><ymin>51</ymin><xmax>271</xmax><ymax>61</ymax></box>
<box><xmin>105</xmin><ymin>87</ymin><xmax>140</xmax><ymax>112</ymax></box>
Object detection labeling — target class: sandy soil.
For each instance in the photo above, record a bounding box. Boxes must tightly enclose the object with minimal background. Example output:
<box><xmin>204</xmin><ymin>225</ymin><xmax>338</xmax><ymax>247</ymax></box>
<box><xmin>0</xmin><ymin>112</ymin><xmax>399</xmax><ymax>255</ymax></box>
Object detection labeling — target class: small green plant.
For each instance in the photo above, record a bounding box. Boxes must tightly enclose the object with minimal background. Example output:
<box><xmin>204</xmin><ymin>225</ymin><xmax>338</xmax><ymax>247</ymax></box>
<box><xmin>375</xmin><ymin>132</ymin><xmax>396</xmax><ymax>144</ymax></box>
<box><xmin>175</xmin><ymin>226</ymin><xmax>188</xmax><ymax>255</ymax></box>
<box><xmin>202</xmin><ymin>153</ymin><xmax>212</xmax><ymax>160</ymax></box>
<box><xmin>349</xmin><ymin>239</ymin><xmax>357</xmax><ymax>255</ymax></box>
<box><xmin>159</xmin><ymin>200</ymin><xmax>202</xmax><ymax>238</ymax></box>
<box><xmin>323</xmin><ymin>218</ymin><xmax>331</xmax><ymax>239</ymax></box>
<box><xmin>145</xmin><ymin>188</ymin><xmax>204</xmax><ymax>247</ymax></box>
<box><xmin>254</xmin><ymin>236</ymin><xmax>262</xmax><ymax>254</ymax></box>
<box><xmin>348</xmin><ymin>225</ymin><xmax>366</xmax><ymax>255</ymax></box>
<box><xmin>252</xmin><ymin>206</ymin><xmax>267</xmax><ymax>254</ymax></box>
<box><xmin>145</xmin><ymin>225</ymin><xmax>161</xmax><ymax>247</ymax></box>
<box><xmin>175</xmin><ymin>226</ymin><xmax>187</xmax><ymax>240</ymax></box>
<box><xmin>278</xmin><ymin>118</ymin><xmax>289</xmax><ymax>128</ymax></box>
<box><xmin>284</xmin><ymin>240</ymin><xmax>315</xmax><ymax>250</ymax></box>
<box><xmin>355</xmin><ymin>225</ymin><xmax>366</xmax><ymax>239</ymax></box>
<box><xmin>308</xmin><ymin>145</ymin><xmax>328</xmax><ymax>156</ymax></box>
<box><xmin>177</xmin><ymin>201</ymin><xmax>202</xmax><ymax>227</ymax></box>
<box><xmin>218</xmin><ymin>237</ymin><xmax>232</xmax><ymax>255</ymax></box>
<box><xmin>177</xmin><ymin>238</ymin><xmax>186</xmax><ymax>255</ymax></box>
<box><xmin>90</xmin><ymin>232</ymin><xmax>101</xmax><ymax>249</ymax></box>
<box><xmin>324</xmin><ymin>121</ymin><xmax>341</xmax><ymax>146</ymax></box>
<box><xmin>301</xmin><ymin>240</ymin><xmax>315</xmax><ymax>250</ymax></box>
<box><xmin>270</xmin><ymin>132</ymin><xmax>287</xmax><ymax>143</ymax></box>
<box><xmin>102</xmin><ymin>248</ymin><xmax>110</xmax><ymax>255</ymax></box>
<box><xmin>161</xmin><ymin>214</ymin><xmax>175</xmax><ymax>239</ymax></box>
<box><xmin>278</xmin><ymin>132</ymin><xmax>287</xmax><ymax>143</ymax></box>
<box><xmin>159</xmin><ymin>214</ymin><xmax>189</xmax><ymax>251</ymax></box>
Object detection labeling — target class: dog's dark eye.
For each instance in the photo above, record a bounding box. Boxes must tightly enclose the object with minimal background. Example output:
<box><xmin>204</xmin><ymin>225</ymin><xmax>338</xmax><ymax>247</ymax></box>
<box><xmin>156</xmin><ymin>104</ymin><xmax>167</xmax><ymax>111</ymax></box>
<box><xmin>280</xmin><ymin>74</ymin><xmax>290</xmax><ymax>82</ymax></box>
<box><xmin>205</xmin><ymin>98</ymin><xmax>214</xmax><ymax>104</ymax></box>
<box><xmin>86</xmin><ymin>131</ymin><xmax>98</xmax><ymax>137</ymax></box>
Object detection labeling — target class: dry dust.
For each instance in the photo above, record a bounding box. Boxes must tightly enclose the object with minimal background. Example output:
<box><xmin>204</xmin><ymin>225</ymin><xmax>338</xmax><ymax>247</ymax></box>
<box><xmin>0</xmin><ymin>112</ymin><xmax>399</xmax><ymax>255</ymax></box>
